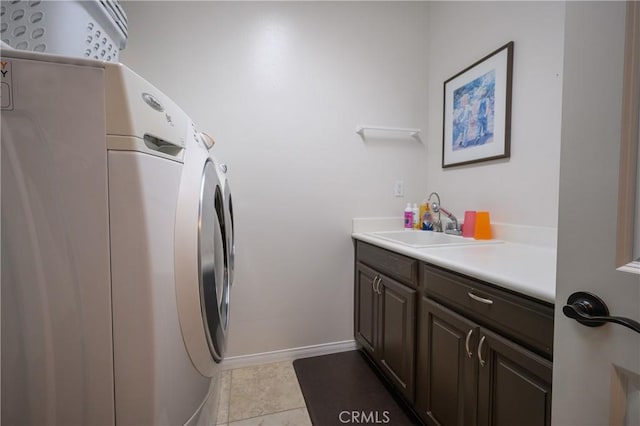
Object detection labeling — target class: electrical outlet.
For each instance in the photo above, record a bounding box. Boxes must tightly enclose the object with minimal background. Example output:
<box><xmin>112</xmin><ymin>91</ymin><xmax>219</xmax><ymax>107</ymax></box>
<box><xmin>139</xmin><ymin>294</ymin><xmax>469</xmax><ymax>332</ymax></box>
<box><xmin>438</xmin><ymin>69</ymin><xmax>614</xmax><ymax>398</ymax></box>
<box><xmin>394</xmin><ymin>180</ymin><xmax>404</xmax><ymax>197</ymax></box>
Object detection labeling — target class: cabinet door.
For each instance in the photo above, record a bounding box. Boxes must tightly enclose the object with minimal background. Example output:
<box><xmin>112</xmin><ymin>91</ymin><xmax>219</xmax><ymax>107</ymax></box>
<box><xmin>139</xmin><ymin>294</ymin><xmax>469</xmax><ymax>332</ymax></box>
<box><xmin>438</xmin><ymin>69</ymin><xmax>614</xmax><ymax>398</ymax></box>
<box><xmin>378</xmin><ymin>274</ymin><xmax>417</xmax><ymax>402</ymax></box>
<box><xmin>416</xmin><ymin>298</ymin><xmax>479</xmax><ymax>426</ymax></box>
<box><xmin>354</xmin><ymin>263</ymin><xmax>378</xmax><ymax>356</ymax></box>
<box><xmin>477</xmin><ymin>328</ymin><xmax>552</xmax><ymax>426</ymax></box>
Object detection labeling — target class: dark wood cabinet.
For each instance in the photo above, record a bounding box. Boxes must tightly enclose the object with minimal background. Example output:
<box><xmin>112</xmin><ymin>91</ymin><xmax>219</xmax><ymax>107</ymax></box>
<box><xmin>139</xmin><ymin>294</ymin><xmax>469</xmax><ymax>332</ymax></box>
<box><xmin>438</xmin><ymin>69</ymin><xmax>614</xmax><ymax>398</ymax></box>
<box><xmin>416</xmin><ymin>298</ymin><xmax>478</xmax><ymax>426</ymax></box>
<box><xmin>476</xmin><ymin>328</ymin><xmax>552</xmax><ymax>426</ymax></box>
<box><xmin>354</xmin><ymin>242</ymin><xmax>417</xmax><ymax>402</ymax></box>
<box><xmin>355</xmin><ymin>263</ymin><xmax>377</xmax><ymax>355</ymax></box>
<box><xmin>421</xmin><ymin>264</ymin><xmax>554</xmax><ymax>359</ymax></box>
<box><xmin>353</xmin><ymin>240</ymin><xmax>554</xmax><ymax>426</ymax></box>
<box><xmin>377</xmin><ymin>273</ymin><xmax>416</xmax><ymax>400</ymax></box>
<box><xmin>416</xmin><ymin>264</ymin><xmax>553</xmax><ymax>426</ymax></box>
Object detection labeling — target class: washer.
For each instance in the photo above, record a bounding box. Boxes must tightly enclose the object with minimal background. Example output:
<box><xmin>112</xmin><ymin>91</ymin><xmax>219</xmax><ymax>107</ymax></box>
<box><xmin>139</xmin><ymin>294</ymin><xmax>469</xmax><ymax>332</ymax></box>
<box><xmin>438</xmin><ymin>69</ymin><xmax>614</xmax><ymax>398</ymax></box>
<box><xmin>1</xmin><ymin>49</ymin><xmax>231</xmax><ymax>425</ymax></box>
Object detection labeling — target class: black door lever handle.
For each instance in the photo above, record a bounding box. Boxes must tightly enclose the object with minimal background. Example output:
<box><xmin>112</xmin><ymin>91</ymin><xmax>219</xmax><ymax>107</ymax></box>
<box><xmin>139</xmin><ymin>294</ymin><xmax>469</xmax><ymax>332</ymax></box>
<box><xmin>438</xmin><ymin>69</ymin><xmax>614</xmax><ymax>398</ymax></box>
<box><xmin>562</xmin><ymin>291</ymin><xmax>640</xmax><ymax>334</ymax></box>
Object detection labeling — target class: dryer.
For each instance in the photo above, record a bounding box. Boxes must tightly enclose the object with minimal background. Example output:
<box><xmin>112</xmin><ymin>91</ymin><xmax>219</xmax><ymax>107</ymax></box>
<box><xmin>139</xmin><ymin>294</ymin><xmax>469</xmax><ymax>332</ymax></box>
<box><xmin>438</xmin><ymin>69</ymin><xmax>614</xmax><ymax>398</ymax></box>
<box><xmin>174</xmin><ymin>125</ymin><xmax>233</xmax><ymax>374</ymax></box>
<box><xmin>218</xmin><ymin>156</ymin><xmax>236</xmax><ymax>290</ymax></box>
<box><xmin>200</xmin><ymin>132</ymin><xmax>236</xmax><ymax>289</ymax></box>
<box><xmin>1</xmin><ymin>49</ymin><xmax>232</xmax><ymax>425</ymax></box>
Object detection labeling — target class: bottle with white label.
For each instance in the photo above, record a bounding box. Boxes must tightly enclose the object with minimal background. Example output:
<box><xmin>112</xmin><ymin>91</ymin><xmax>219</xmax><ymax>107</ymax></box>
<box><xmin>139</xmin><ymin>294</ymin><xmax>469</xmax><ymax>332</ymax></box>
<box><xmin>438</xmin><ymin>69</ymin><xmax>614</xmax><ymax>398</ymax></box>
<box><xmin>412</xmin><ymin>203</ymin><xmax>420</xmax><ymax>229</ymax></box>
<box><xmin>404</xmin><ymin>203</ymin><xmax>413</xmax><ymax>230</ymax></box>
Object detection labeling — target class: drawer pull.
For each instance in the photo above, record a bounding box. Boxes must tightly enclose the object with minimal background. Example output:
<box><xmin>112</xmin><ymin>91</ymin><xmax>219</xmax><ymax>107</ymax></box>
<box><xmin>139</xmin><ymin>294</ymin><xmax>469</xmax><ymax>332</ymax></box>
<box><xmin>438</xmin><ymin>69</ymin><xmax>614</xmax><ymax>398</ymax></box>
<box><xmin>465</xmin><ymin>329</ymin><xmax>474</xmax><ymax>358</ymax></box>
<box><xmin>478</xmin><ymin>335</ymin><xmax>487</xmax><ymax>367</ymax></box>
<box><xmin>468</xmin><ymin>292</ymin><xmax>494</xmax><ymax>305</ymax></box>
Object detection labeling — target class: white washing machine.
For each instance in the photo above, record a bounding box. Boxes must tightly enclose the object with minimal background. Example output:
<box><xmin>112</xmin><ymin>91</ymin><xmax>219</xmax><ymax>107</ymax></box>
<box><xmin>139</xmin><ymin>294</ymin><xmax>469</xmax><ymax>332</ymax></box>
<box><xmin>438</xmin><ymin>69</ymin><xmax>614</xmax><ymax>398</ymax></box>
<box><xmin>1</xmin><ymin>48</ymin><xmax>232</xmax><ymax>425</ymax></box>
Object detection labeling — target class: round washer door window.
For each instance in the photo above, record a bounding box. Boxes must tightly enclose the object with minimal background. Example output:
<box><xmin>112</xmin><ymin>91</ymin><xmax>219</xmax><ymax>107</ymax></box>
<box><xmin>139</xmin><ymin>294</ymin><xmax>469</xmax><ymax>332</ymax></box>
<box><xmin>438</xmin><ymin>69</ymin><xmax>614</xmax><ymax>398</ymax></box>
<box><xmin>198</xmin><ymin>160</ymin><xmax>229</xmax><ymax>362</ymax></box>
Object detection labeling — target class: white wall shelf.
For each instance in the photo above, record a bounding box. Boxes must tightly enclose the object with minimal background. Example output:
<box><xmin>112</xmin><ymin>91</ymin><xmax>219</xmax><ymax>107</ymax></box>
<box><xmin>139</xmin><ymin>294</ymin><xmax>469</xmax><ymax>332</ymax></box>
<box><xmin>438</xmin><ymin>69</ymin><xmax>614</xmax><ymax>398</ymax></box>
<box><xmin>355</xmin><ymin>125</ymin><xmax>422</xmax><ymax>140</ymax></box>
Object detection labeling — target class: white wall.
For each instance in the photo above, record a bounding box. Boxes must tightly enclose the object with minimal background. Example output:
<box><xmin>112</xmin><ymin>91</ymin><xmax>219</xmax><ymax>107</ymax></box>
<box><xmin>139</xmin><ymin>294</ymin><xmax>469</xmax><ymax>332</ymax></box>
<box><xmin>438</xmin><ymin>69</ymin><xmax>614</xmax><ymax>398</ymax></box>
<box><xmin>121</xmin><ymin>2</ymin><xmax>429</xmax><ymax>357</ymax></box>
<box><xmin>425</xmin><ymin>2</ymin><xmax>565</xmax><ymax>228</ymax></box>
<box><xmin>122</xmin><ymin>1</ymin><xmax>567</xmax><ymax>358</ymax></box>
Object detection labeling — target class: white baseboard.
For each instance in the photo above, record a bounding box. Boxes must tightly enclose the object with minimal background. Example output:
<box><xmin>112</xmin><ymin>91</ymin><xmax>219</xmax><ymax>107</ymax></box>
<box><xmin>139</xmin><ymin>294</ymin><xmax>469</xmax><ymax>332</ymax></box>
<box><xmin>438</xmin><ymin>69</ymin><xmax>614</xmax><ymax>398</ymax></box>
<box><xmin>221</xmin><ymin>340</ymin><xmax>358</xmax><ymax>370</ymax></box>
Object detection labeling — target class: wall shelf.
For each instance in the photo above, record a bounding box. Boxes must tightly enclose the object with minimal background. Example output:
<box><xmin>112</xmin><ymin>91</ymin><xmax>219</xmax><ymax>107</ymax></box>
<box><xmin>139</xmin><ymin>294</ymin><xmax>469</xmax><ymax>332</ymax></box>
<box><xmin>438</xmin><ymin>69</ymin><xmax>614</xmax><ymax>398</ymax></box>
<box><xmin>355</xmin><ymin>125</ymin><xmax>422</xmax><ymax>140</ymax></box>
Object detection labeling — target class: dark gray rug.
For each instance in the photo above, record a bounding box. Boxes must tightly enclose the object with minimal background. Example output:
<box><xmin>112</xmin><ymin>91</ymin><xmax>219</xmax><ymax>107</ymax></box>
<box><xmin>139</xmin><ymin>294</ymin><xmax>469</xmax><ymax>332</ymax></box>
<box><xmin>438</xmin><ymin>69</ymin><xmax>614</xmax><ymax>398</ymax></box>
<box><xmin>293</xmin><ymin>350</ymin><xmax>421</xmax><ymax>426</ymax></box>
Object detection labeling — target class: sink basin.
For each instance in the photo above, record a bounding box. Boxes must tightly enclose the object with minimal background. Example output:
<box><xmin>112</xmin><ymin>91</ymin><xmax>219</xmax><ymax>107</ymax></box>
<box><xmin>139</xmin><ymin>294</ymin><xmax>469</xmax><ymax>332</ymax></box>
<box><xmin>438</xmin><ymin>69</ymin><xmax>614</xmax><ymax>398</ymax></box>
<box><xmin>368</xmin><ymin>230</ymin><xmax>501</xmax><ymax>248</ymax></box>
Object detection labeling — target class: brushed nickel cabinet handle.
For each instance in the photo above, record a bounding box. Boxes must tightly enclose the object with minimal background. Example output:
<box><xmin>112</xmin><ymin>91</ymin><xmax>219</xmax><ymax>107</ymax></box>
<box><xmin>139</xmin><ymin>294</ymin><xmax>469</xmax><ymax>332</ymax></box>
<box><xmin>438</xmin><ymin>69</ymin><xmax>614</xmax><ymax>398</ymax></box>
<box><xmin>478</xmin><ymin>335</ymin><xmax>487</xmax><ymax>367</ymax></box>
<box><xmin>372</xmin><ymin>275</ymin><xmax>382</xmax><ymax>295</ymax></box>
<box><xmin>465</xmin><ymin>329</ymin><xmax>474</xmax><ymax>358</ymax></box>
<box><xmin>375</xmin><ymin>277</ymin><xmax>383</xmax><ymax>295</ymax></box>
<box><xmin>468</xmin><ymin>292</ymin><xmax>494</xmax><ymax>305</ymax></box>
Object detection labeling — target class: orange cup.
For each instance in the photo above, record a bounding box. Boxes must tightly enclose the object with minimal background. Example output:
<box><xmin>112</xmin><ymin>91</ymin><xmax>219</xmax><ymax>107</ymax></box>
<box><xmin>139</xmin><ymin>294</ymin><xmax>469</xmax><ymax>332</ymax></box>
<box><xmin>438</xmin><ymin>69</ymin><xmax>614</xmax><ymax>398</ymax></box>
<box><xmin>474</xmin><ymin>211</ymin><xmax>492</xmax><ymax>240</ymax></box>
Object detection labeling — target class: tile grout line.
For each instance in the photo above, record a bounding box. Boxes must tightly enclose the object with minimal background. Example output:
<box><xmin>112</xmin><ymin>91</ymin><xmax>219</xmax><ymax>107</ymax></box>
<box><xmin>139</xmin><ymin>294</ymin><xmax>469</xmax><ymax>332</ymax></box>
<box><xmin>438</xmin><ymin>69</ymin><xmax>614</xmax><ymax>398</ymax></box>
<box><xmin>227</xmin><ymin>406</ymin><xmax>310</xmax><ymax>425</ymax></box>
<box><xmin>225</xmin><ymin>370</ymin><xmax>233</xmax><ymax>425</ymax></box>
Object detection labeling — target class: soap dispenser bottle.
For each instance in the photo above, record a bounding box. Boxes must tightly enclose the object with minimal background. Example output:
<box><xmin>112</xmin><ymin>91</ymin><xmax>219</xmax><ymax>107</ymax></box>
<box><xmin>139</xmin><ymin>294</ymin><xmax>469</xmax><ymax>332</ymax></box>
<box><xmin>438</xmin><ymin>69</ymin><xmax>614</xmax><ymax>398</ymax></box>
<box><xmin>422</xmin><ymin>203</ymin><xmax>434</xmax><ymax>231</ymax></box>
<box><xmin>419</xmin><ymin>199</ymin><xmax>428</xmax><ymax>228</ymax></box>
<box><xmin>404</xmin><ymin>203</ymin><xmax>413</xmax><ymax>230</ymax></box>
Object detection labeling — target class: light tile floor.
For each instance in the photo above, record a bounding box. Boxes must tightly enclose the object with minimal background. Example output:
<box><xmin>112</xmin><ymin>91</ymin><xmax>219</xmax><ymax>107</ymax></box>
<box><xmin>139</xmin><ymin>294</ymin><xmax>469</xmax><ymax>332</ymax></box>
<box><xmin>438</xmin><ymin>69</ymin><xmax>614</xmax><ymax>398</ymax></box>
<box><xmin>216</xmin><ymin>361</ymin><xmax>312</xmax><ymax>426</ymax></box>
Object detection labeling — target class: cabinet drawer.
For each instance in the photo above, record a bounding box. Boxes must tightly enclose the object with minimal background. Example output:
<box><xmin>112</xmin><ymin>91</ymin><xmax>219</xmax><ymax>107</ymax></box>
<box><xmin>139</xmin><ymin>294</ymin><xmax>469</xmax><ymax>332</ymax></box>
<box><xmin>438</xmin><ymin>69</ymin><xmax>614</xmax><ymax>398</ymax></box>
<box><xmin>422</xmin><ymin>264</ymin><xmax>553</xmax><ymax>359</ymax></box>
<box><xmin>356</xmin><ymin>241</ymin><xmax>418</xmax><ymax>288</ymax></box>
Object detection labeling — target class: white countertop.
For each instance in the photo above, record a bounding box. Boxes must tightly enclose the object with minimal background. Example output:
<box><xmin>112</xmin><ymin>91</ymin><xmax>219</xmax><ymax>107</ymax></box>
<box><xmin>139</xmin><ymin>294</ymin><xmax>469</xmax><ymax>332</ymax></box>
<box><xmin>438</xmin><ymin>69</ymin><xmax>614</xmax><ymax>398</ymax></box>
<box><xmin>352</xmin><ymin>228</ymin><xmax>557</xmax><ymax>304</ymax></box>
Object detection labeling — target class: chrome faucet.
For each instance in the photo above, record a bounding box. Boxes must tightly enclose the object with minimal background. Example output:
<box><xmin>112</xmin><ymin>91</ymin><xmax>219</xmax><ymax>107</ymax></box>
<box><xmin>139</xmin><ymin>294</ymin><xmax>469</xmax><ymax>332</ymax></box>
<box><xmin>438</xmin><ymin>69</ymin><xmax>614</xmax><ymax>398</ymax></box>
<box><xmin>427</xmin><ymin>192</ymin><xmax>443</xmax><ymax>232</ymax></box>
<box><xmin>427</xmin><ymin>192</ymin><xmax>462</xmax><ymax>235</ymax></box>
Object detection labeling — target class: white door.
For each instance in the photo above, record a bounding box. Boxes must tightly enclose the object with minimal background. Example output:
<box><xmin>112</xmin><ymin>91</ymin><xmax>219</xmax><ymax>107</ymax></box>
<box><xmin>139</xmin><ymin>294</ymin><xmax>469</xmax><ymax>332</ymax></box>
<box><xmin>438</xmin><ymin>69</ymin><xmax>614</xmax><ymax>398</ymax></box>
<box><xmin>553</xmin><ymin>2</ymin><xmax>640</xmax><ymax>426</ymax></box>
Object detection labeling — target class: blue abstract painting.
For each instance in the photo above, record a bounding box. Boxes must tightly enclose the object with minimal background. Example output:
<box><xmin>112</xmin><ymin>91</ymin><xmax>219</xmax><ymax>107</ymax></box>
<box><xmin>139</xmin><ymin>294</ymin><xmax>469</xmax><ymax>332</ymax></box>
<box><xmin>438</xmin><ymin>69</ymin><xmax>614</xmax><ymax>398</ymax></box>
<box><xmin>452</xmin><ymin>70</ymin><xmax>495</xmax><ymax>151</ymax></box>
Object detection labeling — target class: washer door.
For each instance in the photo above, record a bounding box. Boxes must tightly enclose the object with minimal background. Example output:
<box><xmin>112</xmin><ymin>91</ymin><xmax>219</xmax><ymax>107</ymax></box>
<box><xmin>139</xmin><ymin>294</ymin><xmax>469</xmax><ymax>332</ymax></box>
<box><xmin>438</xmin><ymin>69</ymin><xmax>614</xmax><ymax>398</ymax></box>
<box><xmin>199</xmin><ymin>161</ymin><xmax>229</xmax><ymax>362</ymax></box>
<box><xmin>175</xmin><ymin>151</ymin><xmax>229</xmax><ymax>376</ymax></box>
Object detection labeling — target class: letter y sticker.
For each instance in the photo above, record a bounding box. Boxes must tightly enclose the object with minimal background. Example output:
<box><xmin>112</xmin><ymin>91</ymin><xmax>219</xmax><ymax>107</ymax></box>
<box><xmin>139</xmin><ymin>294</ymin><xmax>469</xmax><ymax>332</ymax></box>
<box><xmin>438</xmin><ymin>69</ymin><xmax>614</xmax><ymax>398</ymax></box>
<box><xmin>1</xmin><ymin>59</ymin><xmax>13</xmax><ymax>110</ymax></box>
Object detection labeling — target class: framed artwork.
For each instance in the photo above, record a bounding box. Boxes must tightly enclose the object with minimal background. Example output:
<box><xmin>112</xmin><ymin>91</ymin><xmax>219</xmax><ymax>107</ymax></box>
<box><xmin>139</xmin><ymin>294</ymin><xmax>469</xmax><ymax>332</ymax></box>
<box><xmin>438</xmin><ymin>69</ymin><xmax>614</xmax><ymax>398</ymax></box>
<box><xmin>442</xmin><ymin>41</ymin><xmax>514</xmax><ymax>168</ymax></box>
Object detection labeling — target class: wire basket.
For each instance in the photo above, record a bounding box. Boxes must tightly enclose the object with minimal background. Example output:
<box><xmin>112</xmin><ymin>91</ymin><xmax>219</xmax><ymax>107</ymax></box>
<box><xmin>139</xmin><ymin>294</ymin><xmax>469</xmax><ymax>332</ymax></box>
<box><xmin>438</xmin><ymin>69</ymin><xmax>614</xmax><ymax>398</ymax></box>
<box><xmin>1</xmin><ymin>0</ymin><xmax>128</xmax><ymax>62</ymax></box>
